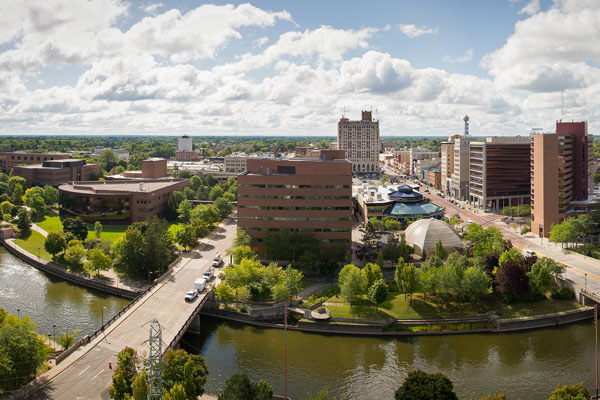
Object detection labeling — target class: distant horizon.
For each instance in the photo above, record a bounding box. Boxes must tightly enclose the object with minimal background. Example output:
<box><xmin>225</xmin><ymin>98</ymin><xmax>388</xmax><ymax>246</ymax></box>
<box><xmin>1</xmin><ymin>1</ymin><xmax>599</xmax><ymax>136</ymax></box>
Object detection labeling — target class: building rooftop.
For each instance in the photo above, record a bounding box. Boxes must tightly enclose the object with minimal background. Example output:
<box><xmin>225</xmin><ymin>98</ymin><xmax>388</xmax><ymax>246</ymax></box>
<box><xmin>59</xmin><ymin>179</ymin><xmax>187</xmax><ymax>195</ymax></box>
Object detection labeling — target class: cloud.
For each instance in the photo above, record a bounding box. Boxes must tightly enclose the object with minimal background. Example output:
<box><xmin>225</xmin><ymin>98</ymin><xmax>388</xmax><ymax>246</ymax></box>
<box><xmin>398</xmin><ymin>24</ymin><xmax>438</xmax><ymax>38</ymax></box>
<box><xmin>519</xmin><ymin>0</ymin><xmax>540</xmax><ymax>15</ymax></box>
<box><xmin>143</xmin><ymin>3</ymin><xmax>163</xmax><ymax>14</ymax></box>
<box><xmin>443</xmin><ymin>49</ymin><xmax>474</xmax><ymax>63</ymax></box>
<box><xmin>253</xmin><ymin>36</ymin><xmax>269</xmax><ymax>48</ymax></box>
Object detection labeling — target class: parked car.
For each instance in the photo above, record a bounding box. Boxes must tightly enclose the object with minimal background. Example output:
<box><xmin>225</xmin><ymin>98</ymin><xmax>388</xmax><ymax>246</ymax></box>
<box><xmin>212</xmin><ymin>252</ymin><xmax>222</xmax><ymax>268</ymax></box>
<box><xmin>184</xmin><ymin>289</ymin><xmax>198</xmax><ymax>302</ymax></box>
<box><xmin>203</xmin><ymin>267</ymin><xmax>214</xmax><ymax>280</ymax></box>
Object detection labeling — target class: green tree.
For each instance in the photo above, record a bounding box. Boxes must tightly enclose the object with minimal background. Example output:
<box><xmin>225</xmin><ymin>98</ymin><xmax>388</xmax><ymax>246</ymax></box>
<box><xmin>272</xmin><ymin>282</ymin><xmax>291</xmax><ymax>301</ymax></box>
<box><xmin>434</xmin><ymin>239</ymin><xmax>448</xmax><ymax>260</ymax></box>
<box><xmin>548</xmin><ymin>382</ymin><xmax>590</xmax><ymax>400</ymax></box>
<box><xmin>45</xmin><ymin>231</ymin><xmax>67</xmax><ymax>258</ymax></box>
<box><xmin>459</xmin><ymin>266</ymin><xmax>490</xmax><ymax>302</ymax></box>
<box><xmin>218</xmin><ymin>374</ymin><xmax>273</xmax><ymax>400</ymax></box>
<box><xmin>395</xmin><ymin>370</ymin><xmax>458</xmax><ymax>400</ymax></box>
<box><xmin>56</xmin><ymin>329</ymin><xmax>81</xmax><ymax>349</ymax></box>
<box><xmin>284</xmin><ymin>265</ymin><xmax>304</xmax><ymax>294</ymax></box>
<box><xmin>209</xmin><ymin>186</ymin><xmax>224</xmax><ymax>201</ymax></box>
<box><xmin>164</xmin><ymin>382</ymin><xmax>187</xmax><ymax>400</ymax></box>
<box><xmin>368</xmin><ymin>279</ymin><xmax>388</xmax><ymax>310</ymax></box>
<box><xmin>190</xmin><ymin>218</ymin><xmax>210</xmax><ymax>239</ymax></box>
<box><xmin>142</xmin><ymin>216</ymin><xmax>176</xmax><ymax>276</ymax></box>
<box><xmin>178</xmin><ymin>199</ymin><xmax>193</xmax><ymax>222</ymax></box>
<box><xmin>233</xmin><ymin>229</ymin><xmax>253</xmax><ymax>247</ymax></box>
<box><xmin>63</xmin><ymin>217</ymin><xmax>88</xmax><ymax>241</ymax></box>
<box><xmin>549</xmin><ymin>221</ymin><xmax>577</xmax><ymax>248</ymax></box>
<box><xmin>395</xmin><ymin>258</ymin><xmax>419</xmax><ymax>302</ymax></box>
<box><xmin>8</xmin><ymin>176</ymin><xmax>27</xmax><ymax>193</ymax></box>
<box><xmin>498</xmin><ymin>247</ymin><xmax>524</xmax><ymax>266</ymax></box>
<box><xmin>0</xmin><ymin>309</ymin><xmax>49</xmax><ymax>392</ymax></box>
<box><xmin>0</xmin><ymin>200</ymin><xmax>12</xmax><ymax>216</ymax></box>
<box><xmin>338</xmin><ymin>264</ymin><xmax>367</xmax><ymax>307</ymax></box>
<box><xmin>420</xmin><ymin>266</ymin><xmax>438</xmax><ymax>299</ymax></box>
<box><xmin>132</xmin><ymin>371</ymin><xmax>149</xmax><ymax>400</ymax></box>
<box><xmin>231</xmin><ymin>245</ymin><xmax>258</xmax><ymax>265</ymax></box>
<box><xmin>114</xmin><ymin>228</ymin><xmax>145</xmax><ymax>278</ymax></box>
<box><xmin>377</xmin><ymin>249</ymin><xmax>385</xmax><ymax>268</ymax></box>
<box><xmin>87</xmin><ymin>248</ymin><xmax>112</xmax><ymax>275</ymax></box>
<box><xmin>215</xmin><ymin>284</ymin><xmax>235</xmax><ymax>306</ymax></box>
<box><xmin>11</xmin><ymin>184</ymin><xmax>24</xmax><ymax>206</ymax></box>
<box><xmin>362</xmin><ymin>263</ymin><xmax>383</xmax><ymax>291</ymax></box>
<box><xmin>98</xmin><ymin>149</ymin><xmax>118</xmax><ymax>171</ymax></box>
<box><xmin>64</xmin><ymin>240</ymin><xmax>86</xmax><ymax>268</ymax></box>
<box><xmin>176</xmin><ymin>224</ymin><xmax>198</xmax><ymax>250</ymax></box>
<box><xmin>189</xmin><ymin>175</ymin><xmax>202</xmax><ymax>191</ymax></box>
<box><xmin>94</xmin><ymin>221</ymin><xmax>103</xmax><ymax>240</ymax></box>
<box><xmin>527</xmin><ymin>258</ymin><xmax>562</xmax><ymax>294</ymax></box>
<box><xmin>42</xmin><ymin>185</ymin><xmax>59</xmax><ymax>206</ymax></box>
<box><xmin>109</xmin><ymin>347</ymin><xmax>139</xmax><ymax>400</ymax></box>
<box><xmin>166</xmin><ymin>191</ymin><xmax>185</xmax><ymax>220</ymax></box>
<box><xmin>17</xmin><ymin>208</ymin><xmax>31</xmax><ymax>235</ymax></box>
<box><xmin>213</xmin><ymin>197</ymin><xmax>233</xmax><ymax>218</ymax></box>
<box><xmin>162</xmin><ymin>349</ymin><xmax>208</xmax><ymax>400</ymax></box>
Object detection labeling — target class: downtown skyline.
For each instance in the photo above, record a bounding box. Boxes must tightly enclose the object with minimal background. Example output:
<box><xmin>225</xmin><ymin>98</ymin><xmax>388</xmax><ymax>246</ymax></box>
<box><xmin>1</xmin><ymin>0</ymin><xmax>599</xmax><ymax>137</ymax></box>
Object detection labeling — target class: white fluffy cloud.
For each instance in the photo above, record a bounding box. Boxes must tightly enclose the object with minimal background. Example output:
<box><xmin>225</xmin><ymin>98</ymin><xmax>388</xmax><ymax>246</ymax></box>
<box><xmin>1</xmin><ymin>1</ymin><xmax>600</xmax><ymax>136</ymax></box>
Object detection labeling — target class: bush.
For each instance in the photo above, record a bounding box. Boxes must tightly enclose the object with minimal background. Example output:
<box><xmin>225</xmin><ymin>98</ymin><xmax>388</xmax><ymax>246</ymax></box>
<box><xmin>550</xmin><ymin>287</ymin><xmax>575</xmax><ymax>300</ymax></box>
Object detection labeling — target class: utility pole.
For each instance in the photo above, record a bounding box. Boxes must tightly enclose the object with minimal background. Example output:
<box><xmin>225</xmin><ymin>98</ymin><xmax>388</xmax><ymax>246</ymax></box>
<box><xmin>284</xmin><ymin>303</ymin><xmax>288</xmax><ymax>400</ymax></box>
<box><xmin>148</xmin><ymin>319</ymin><xmax>163</xmax><ymax>400</ymax></box>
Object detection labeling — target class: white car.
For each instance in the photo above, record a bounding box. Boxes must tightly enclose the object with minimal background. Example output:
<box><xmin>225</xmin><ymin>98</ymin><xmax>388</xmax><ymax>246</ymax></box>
<box><xmin>184</xmin><ymin>289</ymin><xmax>198</xmax><ymax>302</ymax></box>
<box><xmin>524</xmin><ymin>249</ymin><xmax>536</xmax><ymax>257</ymax></box>
<box><xmin>203</xmin><ymin>267</ymin><xmax>214</xmax><ymax>280</ymax></box>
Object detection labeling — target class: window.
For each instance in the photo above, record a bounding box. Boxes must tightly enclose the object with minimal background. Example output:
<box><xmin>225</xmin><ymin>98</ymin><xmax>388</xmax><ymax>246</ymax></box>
<box><xmin>277</xmin><ymin>165</ymin><xmax>296</xmax><ymax>174</ymax></box>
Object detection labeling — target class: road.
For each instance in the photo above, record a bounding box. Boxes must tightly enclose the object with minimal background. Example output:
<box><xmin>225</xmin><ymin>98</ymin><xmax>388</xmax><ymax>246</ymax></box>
<box><xmin>31</xmin><ymin>217</ymin><xmax>237</xmax><ymax>400</ymax></box>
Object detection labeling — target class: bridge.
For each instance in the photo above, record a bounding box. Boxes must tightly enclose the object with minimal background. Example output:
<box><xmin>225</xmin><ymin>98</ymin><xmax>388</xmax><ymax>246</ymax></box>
<box><xmin>25</xmin><ymin>217</ymin><xmax>237</xmax><ymax>400</ymax></box>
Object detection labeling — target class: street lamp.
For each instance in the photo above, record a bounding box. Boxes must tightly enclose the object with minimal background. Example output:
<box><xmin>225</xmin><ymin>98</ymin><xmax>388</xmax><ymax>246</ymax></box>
<box><xmin>101</xmin><ymin>306</ymin><xmax>106</xmax><ymax>327</ymax></box>
<box><xmin>16</xmin><ymin>309</ymin><xmax>20</xmax><ymax>318</ymax></box>
<box><xmin>586</xmin><ymin>274</ymin><xmax>588</xmax><ymax>291</ymax></box>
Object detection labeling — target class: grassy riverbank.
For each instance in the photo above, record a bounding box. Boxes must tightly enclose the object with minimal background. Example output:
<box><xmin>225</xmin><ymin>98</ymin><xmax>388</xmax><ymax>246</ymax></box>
<box><xmin>14</xmin><ymin>231</ymin><xmax>53</xmax><ymax>262</ymax></box>
<box><xmin>324</xmin><ymin>291</ymin><xmax>583</xmax><ymax>320</ymax></box>
<box><xmin>38</xmin><ymin>215</ymin><xmax>128</xmax><ymax>241</ymax></box>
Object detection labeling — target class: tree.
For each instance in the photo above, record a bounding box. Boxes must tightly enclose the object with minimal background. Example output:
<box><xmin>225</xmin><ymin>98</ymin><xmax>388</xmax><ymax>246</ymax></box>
<box><xmin>132</xmin><ymin>371</ymin><xmax>149</xmax><ymax>400</ymax></box>
<box><xmin>420</xmin><ymin>266</ymin><xmax>438</xmax><ymax>299</ymax></box>
<box><xmin>11</xmin><ymin>184</ymin><xmax>24</xmax><ymax>206</ymax></box>
<box><xmin>0</xmin><ymin>200</ymin><xmax>12</xmax><ymax>216</ymax></box>
<box><xmin>458</xmin><ymin>266</ymin><xmax>490</xmax><ymax>302</ymax></box>
<box><xmin>189</xmin><ymin>175</ymin><xmax>202</xmax><ymax>191</ymax></box>
<box><xmin>64</xmin><ymin>240</ymin><xmax>86</xmax><ymax>268</ymax></box>
<box><xmin>361</xmin><ymin>222</ymin><xmax>381</xmax><ymax>259</ymax></box>
<box><xmin>94</xmin><ymin>221</ymin><xmax>103</xmax><ymax>239</ymax></box>
<box><xmin>233</xmin><ymin>230</ymin><xmax>253</xmax><ymax>247</ymax></box>
<box><xmin>395</xmin><ymin>258</ymin><xmax>419</xmax><ymax>302</ymax></box>
<box><xmin>0</xmin><ymin>309</ymin><xmax>49</xmax><ymax>392</ymax></box>
<box><xmin>142</xmin><ymin>216</ymin><xmax>176</xmax><ymax>276</ymax></box>
<box><xmin>164</xmin><ymin>382</ymin><xmax>187</xmax><ymax>400</ymax></box>
<box><xmin>114</xmin><ymin>228</ymin><xmax>145</xmax><ymax>279</ymax></box>
<box><xmin>56</xmin><ymin>329</ymin><xmax>81</xmax><ymax>349</ymax></box>
<box><xmin>218</xmin><ymin>374</ymin><xmax>273</xmax><ymax>400</ymax></box>
<box><xmin>42</xmin><ymin>185</ymin><xmax>59</xmax><ymax>206</ymax></box>
<box><xmin>63</xmin><ymin>217</ymin><xmax>88</xmax><ymax>241</ymax></box>
<box><xmin>176</xmin><ymin>224</ymin><xmax>198</xmax><ymax>250</ymax></box>
<box><xmin>178</xmin><ymin>199</ymin><xmax>193</xmax><ymax>222</ymax></box>
<box><xmin>98</xmin><ymin>149</ymin><xmax>118</xmax><ymax>171</ymax></box>
<box><xmin>17</xmin><ymin>208</ymin><xmax>31</xmax><ymax>235</ymax></box>
<box><xmin>213</xmin><ymin>197</ymin><xmax>233</xmax><ymax>218</ymax></box>
<box><xmin>109</xmin><ymin>347</ymin><xmax>139</xmax><ymax>400</ymax></box>
<box><xmin>395</xmin><ymin>370</ymin><xmax>458</xmax><ymax>400</ymax></box>
<box><xmin>8</xmin><ymin>176</ymin><xmax>26</xmax><ymax>194</ymax></box>
<box><xmin>498</xmin><ymin>247</ymin><xmax>524</xmax><ymax>266</ymax></box>
<box><xmin>284</xmin><ymin>265</ymin><xmax>304</xmax><ymax>294</ymax></box>
<box><xmin>362</xmin><ymin>263</ymin><xmax>383</xmax><ymax>290</ymax></box>
<box><xmin>368</xmin><ymin>279</ymin><xmax>388</xmax><ymax>310</ymax></box>
<box><xmin>231</xmin><ymin>245</ymin><xmax>258</xmax><ymax>265</ymax></box>
<box><xmin>495</xmin><ymin>260</ymin><xmax>529</xmax><ymax>301</ymax></box>
<box><xmin>166</xmin><ymin>191</ymin><xmax>185</xmax><ymax>220</ymax></box>
<box><xmin>272</xmin><ymin>283</ymin><xmax>291</xmax><ymax>301</ymax></box>
<box><xmin>434</xmin><ymin>239</ymin><xmax>448</xmax><ymax>260</ymax></box>
<box><xmin>377</xmin><ymin>249</ymin><xmax>385</xmax><ymax>268</ymax></box>
<box><xmin>87</xmin><ymin>248</ymin><xmax>112</xmax><ymax>275</ymax></box>
<box><xmin>549</xmin><ymin>221</ymin><xmax>577</xmax><ymax>248</ymax></box>
<box><xmin>45</xmin><ymin>231</ymin><xmax>67</xmax><ymax>258</ymax></box>
<box><xmin>162</xmin><ymin>349</ymin><xmax>208</xmax><ymax>400</ymax></box>
<box><xmin>23</xmin><ymin>188</ymin><xmax>46</xmax><ymax>218</ymax></box>
<box><xmin>483</xmin><ymin>252</ymin><xmax>499</xmax><ymax>275</ymax></box>
<box><xmin>527</xmin><ymin>258</ymin><xmax>563</xmax><ymax>294</ymax></box>
<box><xmin>215</xmin><ymin>284</ymin><xmax>235</xmax><ymax>305</ymax></box>
<box><xmin>338</xmin><ymin>264</ymin><xmax>367</xmax><ymax>306</ymax></box>
<box><xmin>548</xmin><ymin>383</ymin><xmax>590</xmax><ymax>400</ymax></box>
<box><xmin>209</xmin><ymin>186</ymin><xmax>224</xmax><ymax>201</ymax></box>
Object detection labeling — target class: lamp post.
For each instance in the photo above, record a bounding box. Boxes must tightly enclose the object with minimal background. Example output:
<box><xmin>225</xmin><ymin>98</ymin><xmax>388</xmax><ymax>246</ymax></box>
<box><xmin>53</xmin><ymin>324</ymin><xmax>56</xmax><ymax>346</ymax></box>
<box><xmin>17</xmin><ymin>309</ymin><xmax>20</xmax><ymax>318</ymax></box>
<box><xmin>586</xmin><ymin>274</ymin><xmax>588</xmax><ymax>291</ymax></box>
<box><xmin>101</xmin><ymin>306</ymin><xmax>106</xmax><ymax>327</ymax></box>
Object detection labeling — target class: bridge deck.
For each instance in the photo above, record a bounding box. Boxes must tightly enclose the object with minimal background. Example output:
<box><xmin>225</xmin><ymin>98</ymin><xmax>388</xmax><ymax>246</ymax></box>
<box><xmin>31</xmin><ymin>218</ymin><xmax>236</xmax><ymax>400</ymax></box>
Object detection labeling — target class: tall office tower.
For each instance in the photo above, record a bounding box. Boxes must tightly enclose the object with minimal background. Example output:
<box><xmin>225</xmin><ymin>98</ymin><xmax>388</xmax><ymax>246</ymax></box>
<box><xmin>177</xmin><ymin>135</ymin><xmax>193</xmax><ymax>152</ymax></box>
<box><xmin>468</xmin><ymin>137</ymin><xmax>531</xmax><ymax>211</ymax></box>
<box><xmin>237</xmin><ymin>153</ymin><xmax>352</xmax><ymax>255</ymax></box>
<box><xmin>337</xmin><ymin>110</ymin><xmax>380</xmax><ymax>174</ymax></box>
<box><xmin>531</xmin><ymin>121</ymin><xmax>592</xmax><ymax>237</ymax></box>
<box><xmin>441</xmin><ymin>134</ymin><xmax>461</xmax><ymax>194</ymax></box>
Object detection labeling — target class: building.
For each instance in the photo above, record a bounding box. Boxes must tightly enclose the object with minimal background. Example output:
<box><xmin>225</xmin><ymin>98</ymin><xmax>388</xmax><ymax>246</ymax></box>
<box><xmin>427</xmin><ymin>169</ymin><xmax>442</xmax><ymax>190</ymax></box>
<box><xmin>92</xmin><ymin>147</ymin><xmax>129</xmax><ymax>160</ymax></box>
<box><xmin>107</xmin><ymin>158</ymin><xmax>168</xmax><ymax>180</ymax></box>
<box><xmin>0</xmin><ymin>152</ymin><xmax>70</xmax><ymax>174</ymax></box>
<box><xmin>224</xmin><ymin>152</ymin><xmax>276</xmax><ymax>172</ymax></box>
<box><xmin>12</xmin><ymin>159</ymin><xmax>102</xmax><ymax>187</ymax></box>
<box><xmin>451</xmin><ymin>136</ymin><xmax>471</xmax><ymax>201</ymax></box>
<box><xmin>355</xmin><ymin>184</ymin><xmax>444</xmax><ymax>225</ymax></box>
<box><xmin>531</xmin><ymin>121</ymin><xmax>593</xmax><ymax>237</ymax></box>
<box><xmin>441</xmin><ymin>135</ymin><xmax>461</xmax><ymax>194</ymax></box>
<box><xmin>468</xmin><ymin>137</ymin><xmax>531</xmax><ymax>211</ymax></box>
<box><xmin>59</xmin><ymin>178</ymin><xmax>188</xmax><ymax>223</ymax></box>
<box><xmin>337</xmin><ymin>110</ymin><xmax>380</xmax><ymax>174</ymax></box>
<box><xmin>178</xmin><ymin>135</ymin><xmax>193</xmax><ymax>152</ymax></box>
<box><xmin>175</xmin><ymin>149</ymin><xmax>204</xmax><ymax>161</ymax></box>
<box><xmin>404</xmin><ymin>219</ymin><xmax>464</xmax><ymax>256</ymax></box>
<box><xmin>237</xmin><ymin>153</ymin><xmax>352</xmax><ymax>254</ymax></box>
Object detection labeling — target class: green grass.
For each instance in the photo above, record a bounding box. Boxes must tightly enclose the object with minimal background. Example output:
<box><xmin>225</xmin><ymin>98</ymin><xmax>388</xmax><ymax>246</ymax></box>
<box><xmin>14</xmin><ymin>231</ymin><xmax>53</xmax><ymax>262</ymax></box>
<box><xmin>37</xmin><ymin>215</ymin><xmax>128</xmax><ymax>241</ymax></box>
<box><xmin>325</xmin><ymin>291</ymin><xmax>583</xmax><ymax>321</ymax></box>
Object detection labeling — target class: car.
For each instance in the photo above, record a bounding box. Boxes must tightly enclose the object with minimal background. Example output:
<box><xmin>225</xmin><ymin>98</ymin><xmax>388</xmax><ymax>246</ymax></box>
<box><xmin>524</xmin><ymin>249</ymin><xmax>536</xmax><ymax>257</ymax></box>
<box><xmin>203</xmin><ymin>267</ymin><xmax>214</xmax><ymax>280</ymax></box>
<box><xmin>184</xmin><ymin>289</ymin><xmax>198</xmax><ymax>302</ymax></box>
<box><xmin>467</xmin><ymin>219</ymin><xmax>472</xmax><ymax>224</ymax></box>
<box><xmin>212</xmin><ymin>252</ymin><xmax>222</xmax><ymax>268</ymax></box>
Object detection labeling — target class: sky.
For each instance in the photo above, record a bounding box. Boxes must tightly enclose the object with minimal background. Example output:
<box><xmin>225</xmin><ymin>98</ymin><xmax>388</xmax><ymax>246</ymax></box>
<box><xmin>1</xmin><ymin>0</ymin><xmax>599</xmax><ymax>137</ymax></box>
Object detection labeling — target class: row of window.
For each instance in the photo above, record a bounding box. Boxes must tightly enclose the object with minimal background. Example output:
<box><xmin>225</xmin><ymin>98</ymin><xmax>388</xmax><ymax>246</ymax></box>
<box><xmin>239</xmin><ymin>216</ymin><xmax>351</xmax><ymax>222</ymax></box>
<box><xmin>248</xmin><ymin>227</ymin><xmax>351</xmax><ymax>233</ymax></box>
<box><xmin>239</xmin><ymin>195</ymin><xmax>350</xmax><ymax>200</ymax></box>
<box><xmin>255</xmin><ymin>238</ymin><xmax>350</xmax><ymax>244</ymax></box>
<box><xmin>239</xmin><ymin>184</ymin><xmax>351</xmax><ymax>189</ymax></box>
<box><xmin>239</xmin><ymin>205</ymin><xmax>351</xmax><ymax>211</ymax></box>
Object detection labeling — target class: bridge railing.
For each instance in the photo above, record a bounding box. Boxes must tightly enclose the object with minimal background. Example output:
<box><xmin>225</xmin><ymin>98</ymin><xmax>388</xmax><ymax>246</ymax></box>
<box><xmin>165</xmin><ymin>291</ymin><xmax>211</xmax><ymax>352</ymax></box>
<box><xmin>56</xmin><ymin>256</ymin><xmax>183</xmax><ymax>364</ymax></box>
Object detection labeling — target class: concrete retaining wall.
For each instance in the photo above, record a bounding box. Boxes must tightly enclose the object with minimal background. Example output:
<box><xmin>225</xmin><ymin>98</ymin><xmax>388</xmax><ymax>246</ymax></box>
<box><xmin>494</xmin><ymin>307</ymin><xmax>594</xmax><ymax>332</ymax></box>
<box><xmin>1</xmin><ymin>238</ymin><xmax>139</xmax><ymax>299</ymax></box>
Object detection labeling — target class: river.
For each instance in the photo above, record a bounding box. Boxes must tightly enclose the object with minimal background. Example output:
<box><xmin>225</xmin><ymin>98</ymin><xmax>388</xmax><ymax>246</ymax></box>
<box><xmin>0</xmin><ymin>247</ymin><xmax>597</xmax><ymax>399</ymax></box>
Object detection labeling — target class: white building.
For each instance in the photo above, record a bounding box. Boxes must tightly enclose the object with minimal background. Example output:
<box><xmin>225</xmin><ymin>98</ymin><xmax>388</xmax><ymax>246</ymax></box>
<box><xmin>337</xmin><ymin>110</ymin><xmax>380</xmax><ymax>174</ymax></box>
<box><xmin>224</xmin><ymin>152</ymin><xmax>275</xmax><ymax>172</ymax></box>
<box><xmin>178</xmin><ymin>135</ymin><xmax>193</xmax><ymax>152</ymax></box>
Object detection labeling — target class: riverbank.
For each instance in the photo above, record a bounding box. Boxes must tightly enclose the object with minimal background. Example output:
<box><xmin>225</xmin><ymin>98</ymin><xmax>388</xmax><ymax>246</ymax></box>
<box><xmin>200</xmin><ymin>301</ymin><xmax>594</xmax><ymax>337</ymax></box>
<box><xmin>1</xmin><ymin>237</ymin><xmax>142</xmax><ymax>299</ymax></box>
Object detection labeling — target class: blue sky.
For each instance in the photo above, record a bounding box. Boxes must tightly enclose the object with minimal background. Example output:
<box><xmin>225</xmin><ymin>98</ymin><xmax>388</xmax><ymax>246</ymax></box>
<box><xmin>0</xmin><ymin>0</ymin><xmax>598</xmax><ymax>136</ymax></box>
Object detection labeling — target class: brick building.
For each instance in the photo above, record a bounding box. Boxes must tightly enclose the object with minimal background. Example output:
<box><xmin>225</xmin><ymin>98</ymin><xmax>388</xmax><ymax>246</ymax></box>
<box><xmin>12</xmin><ymin>159</ymin><xmax>102</xmax><ymax>187</ymax></box>
<box><xmin>59</xmin><ymin>179</ymin><xmax>188</xmax><ymax>223</ymax></box>
<box><xmin>237</xmin><ymin>152</ymin><xmax>352</xmax><ymax>255</ymax></box>
<box><xmin>0</xmin><ymin>152</ymin><xmax>70</xmax><ymax>174</ymax></box>
<box><xmin>337</xmin><ymin>110</ymin><xmax>380</xmax><ymax>174</ymax></box>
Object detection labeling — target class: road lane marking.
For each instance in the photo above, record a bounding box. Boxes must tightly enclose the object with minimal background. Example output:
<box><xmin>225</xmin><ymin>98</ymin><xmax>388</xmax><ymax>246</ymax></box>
<box><xmin>92</xmin><ymin>369</ymin><xmax>105</xmax><ymax>380</ymax></box>
<box><xmin>78</xmin><ymin>365</ymin><xmax>90</xmax><ymax>376</ymax></box>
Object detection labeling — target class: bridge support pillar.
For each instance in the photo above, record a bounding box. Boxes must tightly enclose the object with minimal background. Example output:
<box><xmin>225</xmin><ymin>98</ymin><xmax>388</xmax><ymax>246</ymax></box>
<box><xmin>187</xmin><ymin>314</ymin><xmax>202</xmax><ymax>335</ymax></box>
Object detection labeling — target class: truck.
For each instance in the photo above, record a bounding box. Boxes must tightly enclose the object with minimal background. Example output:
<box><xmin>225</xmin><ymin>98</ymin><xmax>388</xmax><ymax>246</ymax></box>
<box><xmin>203</xmin><ymin>267</ymin><xmax>213</xmax><ymax>280</ymax></box>
<box><xmin>194</xmin><ymin>278</ymin><xmax>207</xmax><ymax>293</ymax></box>
<box><xmin>211</xmin><ymin>252</ymin><xmax>223</xmax><ymax>268</ymax></box>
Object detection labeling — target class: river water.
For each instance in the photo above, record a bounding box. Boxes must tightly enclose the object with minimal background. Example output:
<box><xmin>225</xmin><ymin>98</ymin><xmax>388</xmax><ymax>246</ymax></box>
<box><xmin>0</xmin><ymin>247</ymin><xmax>597</xmax><ymax>399</ymax></box>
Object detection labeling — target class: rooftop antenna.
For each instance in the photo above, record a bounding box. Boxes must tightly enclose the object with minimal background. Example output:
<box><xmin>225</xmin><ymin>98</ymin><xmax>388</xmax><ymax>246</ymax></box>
<box><xmin>463</xmin><ymin>115</ymin><xmax>469</xmax><ymax>138</ymax></box>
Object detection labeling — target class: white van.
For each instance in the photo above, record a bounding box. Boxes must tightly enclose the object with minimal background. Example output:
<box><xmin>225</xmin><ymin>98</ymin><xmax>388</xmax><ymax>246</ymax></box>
<box><xmin>194</xmin><ymin>278</ymin><xmax>207</xmax><ymax>292</ymax></box>
<box><xmin>212</xmin><ymin>252</ymin><xmax>223</xmax><ymax>267</ymax></box>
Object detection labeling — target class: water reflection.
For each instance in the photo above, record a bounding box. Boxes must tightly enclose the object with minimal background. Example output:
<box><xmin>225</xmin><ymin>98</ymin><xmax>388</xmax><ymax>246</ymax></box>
<box><xmin>183</xmin><ymin>317</ymin><xmax>596</xmax><ymax>400</ymax></box>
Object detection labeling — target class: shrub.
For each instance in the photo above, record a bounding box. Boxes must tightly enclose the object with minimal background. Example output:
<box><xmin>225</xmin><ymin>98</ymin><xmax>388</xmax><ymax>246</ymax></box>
<box><xmin>550</xmin><ymin>287</ymin><xmax>575</xmax><ymax>300</ymax></box>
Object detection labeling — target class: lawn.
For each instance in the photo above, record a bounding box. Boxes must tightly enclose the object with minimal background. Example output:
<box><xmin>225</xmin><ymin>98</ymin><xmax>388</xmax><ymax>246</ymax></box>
<box><xmin>37</xmin><ymin>215</ymin><xmax>128</xmax><ymax>241</ymax></box>
<box><xmin>14</xmin><ymin>231</ymin><xmax>53</xmax><ymax>262</ymax></box>
<box><xmin>325</xmin><ymin>291</ymin><xmax>583</xmax><ymax>321</ymax></box>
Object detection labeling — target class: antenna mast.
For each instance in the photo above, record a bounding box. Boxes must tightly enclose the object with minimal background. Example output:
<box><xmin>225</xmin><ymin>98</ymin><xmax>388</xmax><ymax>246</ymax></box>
<box><xmin>148</xmin><ymin>319</ymin><xmax>163</xmax><ymax>400</ymax></box>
